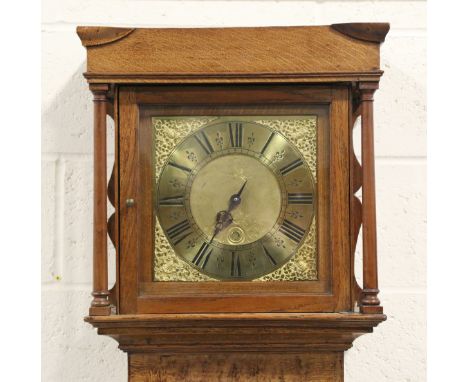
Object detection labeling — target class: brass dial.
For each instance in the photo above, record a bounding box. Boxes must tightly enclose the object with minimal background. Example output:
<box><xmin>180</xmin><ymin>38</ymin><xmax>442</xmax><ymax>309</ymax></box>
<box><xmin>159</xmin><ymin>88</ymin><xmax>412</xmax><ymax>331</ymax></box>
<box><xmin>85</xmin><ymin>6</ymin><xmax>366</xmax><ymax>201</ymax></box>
<box><xmin>156</xmin><ymin>120</ymin><xmax>315</xmax><ymax>280</ymax></box>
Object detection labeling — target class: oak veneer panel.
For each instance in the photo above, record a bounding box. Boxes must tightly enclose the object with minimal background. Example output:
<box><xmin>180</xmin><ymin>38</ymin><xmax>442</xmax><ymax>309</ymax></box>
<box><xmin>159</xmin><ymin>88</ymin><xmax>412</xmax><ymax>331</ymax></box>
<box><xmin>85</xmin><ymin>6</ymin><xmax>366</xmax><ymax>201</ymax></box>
<box><xmin>119</xmin><ymin>90</ymin><xmax>139</xmax><ymax>314</ymax></box>
<box><xmin>128</xmin><ymin>352</ymin><xmax>343</xmax><ymax>382</ymax></box>
<box><xmin>329</xmin><ymin>87</ymin><xmax>351</xmax><ymax>311</ymax></box>
<box><xmin>80</xmin><ymin>26</ymin><xmax>382</xmax><ymax>83</ymax></box>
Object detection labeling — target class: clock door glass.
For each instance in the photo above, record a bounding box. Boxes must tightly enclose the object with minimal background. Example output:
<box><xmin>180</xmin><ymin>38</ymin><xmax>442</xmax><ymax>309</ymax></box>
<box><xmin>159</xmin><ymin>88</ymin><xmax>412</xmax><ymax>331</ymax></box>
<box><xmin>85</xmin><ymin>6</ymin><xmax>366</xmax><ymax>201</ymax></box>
<box><xmin>152</xmin><ymin>116</ymin><xmax>318</xmax><ymax>281</ymax></box>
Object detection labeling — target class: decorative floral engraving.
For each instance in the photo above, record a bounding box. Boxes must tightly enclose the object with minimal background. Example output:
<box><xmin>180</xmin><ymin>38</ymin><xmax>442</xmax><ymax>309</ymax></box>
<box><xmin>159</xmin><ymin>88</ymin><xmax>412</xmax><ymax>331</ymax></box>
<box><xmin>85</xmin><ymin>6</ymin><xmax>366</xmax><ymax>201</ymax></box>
<box><xmin>186</xmin><ymin>150</ymin><xmax>198</xmax><ymax>163</ymax></box>
<box><xmin>287</xmin><ymin>210</ymin><xmax>303</xmax><ymax>219</ymax></box>
<box><xmin>254</xmin><ymin>117</ymin><xmax>318</xmax><ymax>282</ymax></box>
<box><xmin>215</xmin><ymin>132</ymin><xmax>224</xmax><ymax>149</ymax></box>
<box><xmin>169</xmin><ymin>179</ymin><xmax>184</xmax><ymax>189</ymax></box>
<box><xmin>248</xmin><ymin>252</ymin><xmax>256</xmax><ymax>268</ymax></box>
<box><xmin>272</xmin><ymin>150</ymin><xmax>285</xmax><ymax>162</ymax></box>
<box><xmin>169</xmin><ymin>210</ymin><xmax>183</xmax><ymax>221</ymax></box>
<box><xmin>288</xmin><ymin>178</ymin><xmax>303</xmax><ymax>187</ymax></box>
<box><xmin>216</xmin><ymin>255</ymin><xmax>224</xmax><ymax>269</ymax></box>
<box><xmin>274</xmin><ymin>237</ymin><xmax>286</xmax><ymax>248</ymax></box>
<box><xmin>186</xmin><ymin>238</ymin><xmax>196</xmax><ymax>249</ymax></box>
<box><xmin>247</xmin><ymin>132</ymin><xmax>255</xmax><ymax>147</ymax></box>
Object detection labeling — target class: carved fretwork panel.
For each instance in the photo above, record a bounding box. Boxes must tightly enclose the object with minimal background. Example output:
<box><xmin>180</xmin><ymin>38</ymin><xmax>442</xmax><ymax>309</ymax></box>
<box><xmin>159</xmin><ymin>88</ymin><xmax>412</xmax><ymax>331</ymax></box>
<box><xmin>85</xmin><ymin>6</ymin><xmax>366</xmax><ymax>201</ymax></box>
<box><xmin>107</xmin><ymin>165</ymin><xmax>117</xmax><ymax>308</ymax></box>
<box><xmin>106</xmin><ymin>87</ymin><xmax>118</xmax><ymax>310</ymax></box>
<box><xmin>350</xmin><ymin>99</ymin><xmax>363</xmax><ymax>309</ymax></box>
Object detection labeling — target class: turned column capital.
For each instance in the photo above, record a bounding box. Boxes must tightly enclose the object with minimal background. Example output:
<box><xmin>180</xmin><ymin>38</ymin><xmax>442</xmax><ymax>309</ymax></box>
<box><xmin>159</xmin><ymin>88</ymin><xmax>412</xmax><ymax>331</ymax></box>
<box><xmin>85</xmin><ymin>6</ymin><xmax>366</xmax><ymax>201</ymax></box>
<box><xmin>89</xmin><ymin>83</ymin><xmax>110</xmax><ymax>93</ymax></box>
<box><xmin>89</xmin><ymin>84</ymin><xmax>111</xmax><ymax>103</ymax></box>
<box><xmin>358</xmin><ymin>82</ymin><xmax>379</xmax><ymax>101</ymax></box>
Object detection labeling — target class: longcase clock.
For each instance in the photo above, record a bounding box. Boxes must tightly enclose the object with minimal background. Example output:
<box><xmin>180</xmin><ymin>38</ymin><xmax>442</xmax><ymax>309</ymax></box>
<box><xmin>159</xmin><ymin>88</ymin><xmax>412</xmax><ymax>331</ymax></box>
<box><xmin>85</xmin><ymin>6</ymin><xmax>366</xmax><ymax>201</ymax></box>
<box><xmin>77</xmin><ymin>23</ymin><xmax>389</xmax><ymax>381</ymax></box>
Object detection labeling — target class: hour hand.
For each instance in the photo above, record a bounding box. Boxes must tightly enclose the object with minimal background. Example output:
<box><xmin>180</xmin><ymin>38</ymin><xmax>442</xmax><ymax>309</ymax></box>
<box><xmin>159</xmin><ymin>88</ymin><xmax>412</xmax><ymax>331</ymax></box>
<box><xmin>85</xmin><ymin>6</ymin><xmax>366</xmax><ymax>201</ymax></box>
<box><xmin>209</xmin><ymin>210</ymin><xmax>233</xmax><ymax>243</ymax></box>
<box><xmin>228</xmin><ymin>180</ymin><xmax>247</xmax><ymax>211</ymax></box>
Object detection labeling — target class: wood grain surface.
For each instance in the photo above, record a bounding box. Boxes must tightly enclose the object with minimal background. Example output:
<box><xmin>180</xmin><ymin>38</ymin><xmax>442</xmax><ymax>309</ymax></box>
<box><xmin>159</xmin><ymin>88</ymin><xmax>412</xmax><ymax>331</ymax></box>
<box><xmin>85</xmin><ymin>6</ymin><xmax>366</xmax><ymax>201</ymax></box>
<box><xmin>128</xmin><ymin>353</ymin><xmax>344</xmax><ymax>382</ymax></box>
<box><xmin>77</xmin><ymin>25</ymin><xmax>387</xmax><ymax>84</ymax></box>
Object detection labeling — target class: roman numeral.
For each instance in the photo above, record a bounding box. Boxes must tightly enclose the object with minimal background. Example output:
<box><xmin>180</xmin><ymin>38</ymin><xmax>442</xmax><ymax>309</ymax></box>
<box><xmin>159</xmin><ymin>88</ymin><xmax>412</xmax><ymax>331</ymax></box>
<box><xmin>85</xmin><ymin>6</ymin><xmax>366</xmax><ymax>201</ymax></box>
<box><xmin>262</xmin><ymin>245</ymin><xmax>277</xmax><ymax>266</ymax></box>
<box><xmin>287</xmin><ymin>193</ymin><xmax>313</xmax><ymax>205</ymax></box>
<box><xmin>230</xmin><ymin>252</ymin><xmax>241</xmax><ymax>277</ymax></box>
<box><xmin>194</xmin><ymin>131</ymin><xmax>214</xmax><ymax>155</ymax></box>
<box><xmin>168</xmin><ymin>161</ymin><xmax>192</xmax><ymax>173</ymax></box>
<box><xmin>166</xmin><ymin>219</ymin><xmax>192</xmax><ymax>245</ymax></box>
<box><xmin>192</xmin><ymin>242</ymin><xmax>212</xmax><ymax>269</ymax></box>
<box><xmin>279</xmin><ymin>158</ymin><xmax>303</xmax><ymax>176</ymax></box>
<box><xmin>229</xmin><ymin>123</ymin><xmax>243</xmax><ymax>148</ymax></box>
<box><xmin>159</xmin><ymin>195</ymin><xmax>185</xmax><ymax>206</ymax></box>
<box><xmin>279</xmin><ymin>219</ymin><xmax>306</xmax><ymax>244</ymax></box>
<box><xmin>260</xmin><ymin>132</ymin><xmax>275</xmax><ymax>155</ymax></box>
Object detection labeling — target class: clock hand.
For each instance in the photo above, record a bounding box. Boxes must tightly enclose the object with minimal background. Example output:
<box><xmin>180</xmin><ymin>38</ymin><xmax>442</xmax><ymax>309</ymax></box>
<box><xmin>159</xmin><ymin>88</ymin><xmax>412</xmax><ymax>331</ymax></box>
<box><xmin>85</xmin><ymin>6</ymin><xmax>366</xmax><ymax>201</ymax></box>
<box><xmin>209</xmin><ymin>210</ymin><xmax>233</xmax><ymax>244</ymax></box>
<box><xmin>237</xmin><ymin>179</ymin><xmax>248</xmax><ymax>196</ymax></box>
<box><xmin>209</xmin><ymin>180</ymin><xmax>247</xmax><ymax>243</ymax></box>
<box><xmin>209</xmin><ymin>225</ymin><xmax>221</xmax><ymax>244</ymax></box>
<box><xmin>227</xmin><ymin>180</ymin><xmax>248</xmax><ymax>212</ymax></box>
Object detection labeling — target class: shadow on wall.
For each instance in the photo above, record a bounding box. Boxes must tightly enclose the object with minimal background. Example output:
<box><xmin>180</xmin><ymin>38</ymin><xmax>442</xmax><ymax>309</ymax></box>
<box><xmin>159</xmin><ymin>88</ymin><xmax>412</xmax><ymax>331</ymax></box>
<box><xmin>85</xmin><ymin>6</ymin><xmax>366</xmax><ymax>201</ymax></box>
<box><xmin>42</xmin><ymin>60</ymin><xmax>123</xmax><ymax>381</ymax></box>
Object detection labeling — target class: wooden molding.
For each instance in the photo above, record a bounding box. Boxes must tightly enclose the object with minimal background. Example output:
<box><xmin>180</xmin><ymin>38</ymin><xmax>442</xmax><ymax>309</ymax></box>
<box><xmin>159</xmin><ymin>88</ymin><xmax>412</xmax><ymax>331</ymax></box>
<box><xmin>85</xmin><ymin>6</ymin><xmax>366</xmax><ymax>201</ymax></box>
<box><xmin>331</xmin><ymin>23</ymin><xmax>390</xmax><ymax>43</ymax></box>
<box><xmin>77</xmin><ymin>26</ymin><xmax>135</xmax><ymax>47</ymax></box>
<box><xmin>83</xmin><ymin>71</ymin><xmax>383</xmax><ymax>84</ymax></box>
<box><xmin>85</xmin><ymin>312</ymin><xmax>386</xmax><ymax>353</ymax></box>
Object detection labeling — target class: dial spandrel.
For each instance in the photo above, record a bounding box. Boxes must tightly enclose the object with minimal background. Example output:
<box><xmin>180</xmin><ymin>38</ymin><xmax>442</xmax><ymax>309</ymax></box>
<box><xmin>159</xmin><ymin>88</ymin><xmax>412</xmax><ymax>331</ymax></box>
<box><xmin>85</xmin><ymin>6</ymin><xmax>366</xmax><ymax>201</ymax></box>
<box><xmin>153</xmin><ymin>116</ymin><xmax>318</xmax><ymax>281</ymax></box>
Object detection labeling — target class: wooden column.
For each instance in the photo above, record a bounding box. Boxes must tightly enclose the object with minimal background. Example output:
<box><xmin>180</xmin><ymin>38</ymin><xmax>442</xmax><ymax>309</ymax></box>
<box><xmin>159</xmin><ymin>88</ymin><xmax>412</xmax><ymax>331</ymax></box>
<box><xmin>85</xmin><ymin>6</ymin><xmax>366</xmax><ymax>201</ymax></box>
<box><xmin>359</xmin><ymin>82</ymin><xmax>383</xmax><ymax>314</ymax></box>
<box><xmin>89</xmin><ymin>83</ymin><xmax>111</xmax><ymax>316</ymax></box>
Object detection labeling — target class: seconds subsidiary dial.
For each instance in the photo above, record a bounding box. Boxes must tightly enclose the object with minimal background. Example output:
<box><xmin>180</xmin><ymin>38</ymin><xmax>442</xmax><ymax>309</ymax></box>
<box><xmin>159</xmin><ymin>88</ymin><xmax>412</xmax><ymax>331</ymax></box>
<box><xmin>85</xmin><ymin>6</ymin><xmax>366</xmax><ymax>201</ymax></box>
<box><xmin>156</xmin><ymin>120</ymin><xmax>315</xmax><ymax>280</ymax></box>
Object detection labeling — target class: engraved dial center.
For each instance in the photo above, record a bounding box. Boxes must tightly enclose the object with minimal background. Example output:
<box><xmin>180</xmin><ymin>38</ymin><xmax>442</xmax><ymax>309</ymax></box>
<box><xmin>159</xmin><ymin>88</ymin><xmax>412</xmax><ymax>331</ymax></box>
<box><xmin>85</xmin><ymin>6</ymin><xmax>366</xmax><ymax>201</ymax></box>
<box><xmin>189</xmin><ymin>154</ymin><xmax>282</xmax><ymax>246</ymax></box>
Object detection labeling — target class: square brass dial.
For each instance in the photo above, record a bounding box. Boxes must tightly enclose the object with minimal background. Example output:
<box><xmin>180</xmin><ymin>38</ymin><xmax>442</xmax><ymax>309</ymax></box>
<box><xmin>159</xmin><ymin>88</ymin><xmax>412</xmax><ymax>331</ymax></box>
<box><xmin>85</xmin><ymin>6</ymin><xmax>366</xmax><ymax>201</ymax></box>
<box><xmin>152</xmin><ymin>116</ymin><xmax>318</xmax><ymax>282</ymax></box>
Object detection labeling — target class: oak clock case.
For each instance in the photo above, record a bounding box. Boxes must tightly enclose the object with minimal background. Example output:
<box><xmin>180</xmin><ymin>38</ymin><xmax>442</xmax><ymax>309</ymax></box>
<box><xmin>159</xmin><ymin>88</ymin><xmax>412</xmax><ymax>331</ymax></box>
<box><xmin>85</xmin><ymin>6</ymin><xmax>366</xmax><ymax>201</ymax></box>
<box><xmin>78</xmin><ymin>23</ymin><xmax>389</xmax><ymax>382</ymax></box>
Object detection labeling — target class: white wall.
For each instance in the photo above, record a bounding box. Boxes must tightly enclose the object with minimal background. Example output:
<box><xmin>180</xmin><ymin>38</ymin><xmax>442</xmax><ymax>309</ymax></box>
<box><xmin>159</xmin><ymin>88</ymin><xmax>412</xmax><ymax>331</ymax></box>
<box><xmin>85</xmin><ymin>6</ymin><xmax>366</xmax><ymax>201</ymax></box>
<box><xmin>42</xmin><ymin>1</ymin><xmax>426</xmax><ymax>381</ymax></box>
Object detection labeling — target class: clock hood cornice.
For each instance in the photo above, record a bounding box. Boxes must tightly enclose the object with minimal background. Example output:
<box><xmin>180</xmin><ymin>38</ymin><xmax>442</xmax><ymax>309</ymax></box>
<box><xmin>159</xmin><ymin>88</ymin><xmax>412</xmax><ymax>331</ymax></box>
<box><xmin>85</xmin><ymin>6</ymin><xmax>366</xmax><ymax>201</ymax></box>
<box><xmin>76</xmin><ymin>24</ymin><xmax>390</xmax><ymax>84</ymax></box>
